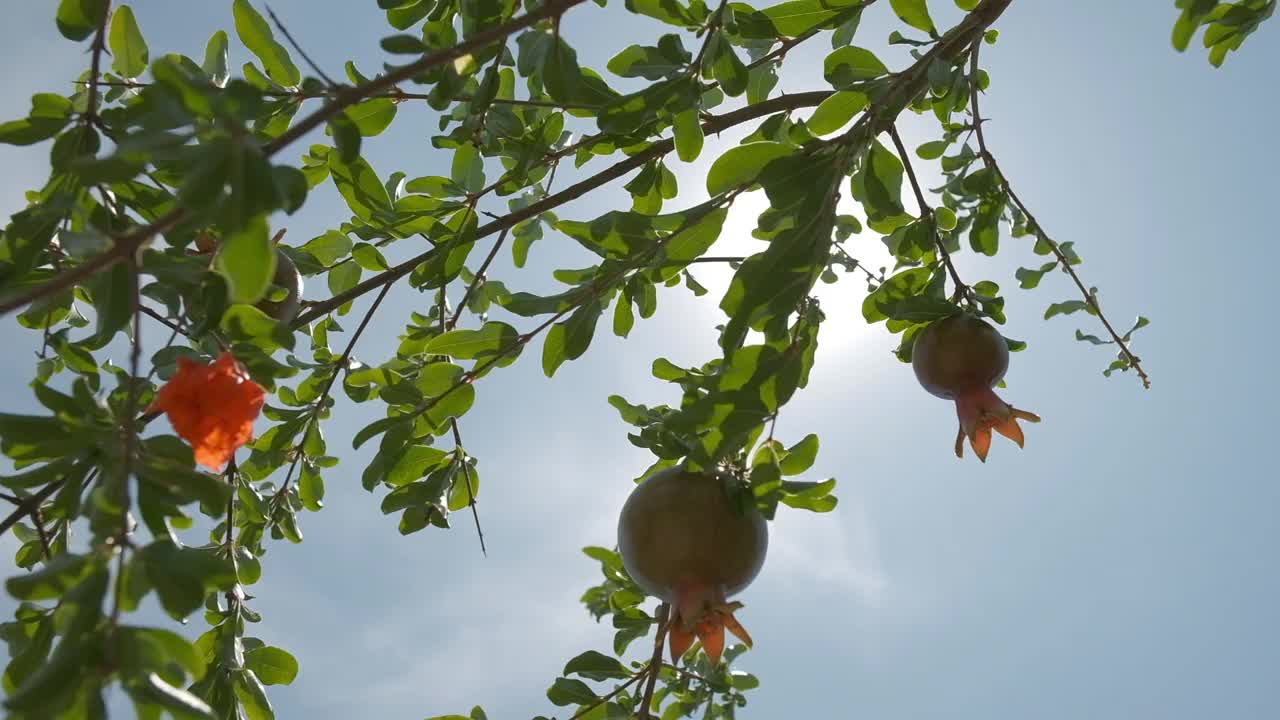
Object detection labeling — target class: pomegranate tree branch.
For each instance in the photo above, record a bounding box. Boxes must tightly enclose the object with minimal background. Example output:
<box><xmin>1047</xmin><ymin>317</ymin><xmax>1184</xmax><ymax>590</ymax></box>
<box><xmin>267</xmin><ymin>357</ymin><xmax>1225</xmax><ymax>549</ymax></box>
<box><xmin>967</xmin><ymin>41</ymin><xmax>1150</xmax><ymax>389</ymax></box>
<box><xmin>292</xmin><ymin>92</ymin><xmax>832</xmax><ymax>327</ymax></box>
<box><xmin>289</xmin><ymin>0</ymin><xmax>1015</xmax><ymax>327</ymax></box>
<box><xmin>82</xmin><ymin>81</ymin><xmax>600</xmax><ymax>111</ymax></box>
<box><xmin>638</xmin><ymin>603</ymin><xmax>671</xmax><ymax>720</ymax></box>
<box><xmin>887</xmin><ymin>124</ymin><xmax>968</xmax><ymax>297</ymax></box>
<box><xmin>0</xmin><ymin>209</ymin><xmax>186</xmax><ymax>316</ymax></box>
<box><xmin>0</xmin><ymin>0</ymin><xmax>590</xmax><ymax>320</ymax></box>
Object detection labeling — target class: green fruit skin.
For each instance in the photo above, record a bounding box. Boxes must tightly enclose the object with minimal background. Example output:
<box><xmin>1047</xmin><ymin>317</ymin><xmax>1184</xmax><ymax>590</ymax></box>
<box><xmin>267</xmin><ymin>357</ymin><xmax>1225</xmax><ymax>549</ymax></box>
<box><xmin>256</xmin><ymin>250</ymin><xmax>303</xmax><ymax>323</ymax></box>
<box><xmin>911</xmin><ymin>314</ymin><xmax>1008</xmax><ymax>400</ymax></box>
<box><xmin>617</xmin><ymin>467</ymin><xmax>768</xmax><ymax>603</ymax></box>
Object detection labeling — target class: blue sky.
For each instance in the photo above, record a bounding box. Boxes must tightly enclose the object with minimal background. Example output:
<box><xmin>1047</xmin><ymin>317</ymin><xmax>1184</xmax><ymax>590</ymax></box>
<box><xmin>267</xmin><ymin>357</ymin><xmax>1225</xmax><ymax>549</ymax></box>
<box><xmin>1</xmin><ymin>1</ymin><xmax>1278</xmax><ymax>718</ymax></box>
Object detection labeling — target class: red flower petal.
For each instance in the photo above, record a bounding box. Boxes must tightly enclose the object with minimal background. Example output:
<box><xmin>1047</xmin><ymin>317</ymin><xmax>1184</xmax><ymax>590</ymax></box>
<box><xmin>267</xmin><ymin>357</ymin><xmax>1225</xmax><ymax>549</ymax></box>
<box><xmin>150</xmin><ymin>352</ymin><xmax>265</xmax><ymax>470</ymax></box>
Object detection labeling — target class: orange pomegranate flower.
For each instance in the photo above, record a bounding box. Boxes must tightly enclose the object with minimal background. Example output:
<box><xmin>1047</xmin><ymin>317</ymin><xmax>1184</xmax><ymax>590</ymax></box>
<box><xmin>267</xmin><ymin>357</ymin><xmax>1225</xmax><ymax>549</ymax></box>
<box><xmin>148</xmin><ymin>352</ymin><xmax>265</xmax><ymax>470</ymax></box>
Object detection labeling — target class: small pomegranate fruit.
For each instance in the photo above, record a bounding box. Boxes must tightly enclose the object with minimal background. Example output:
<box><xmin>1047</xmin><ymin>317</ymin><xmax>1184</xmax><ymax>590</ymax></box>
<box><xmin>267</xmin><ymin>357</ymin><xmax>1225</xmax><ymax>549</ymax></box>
<box><xmin>617</xmin><ymin>466</ymin><xmax>768</xmax><ymax>665</ymax></box>
<box><xmin>256</xmin><ymin>249</ymin><xmax>303</xmax><ymax>324</ymax></box>
<box><xmin>911</xmin><ymin>314</ymin><xmax>1040</xmax><ymax>462</ymax></box>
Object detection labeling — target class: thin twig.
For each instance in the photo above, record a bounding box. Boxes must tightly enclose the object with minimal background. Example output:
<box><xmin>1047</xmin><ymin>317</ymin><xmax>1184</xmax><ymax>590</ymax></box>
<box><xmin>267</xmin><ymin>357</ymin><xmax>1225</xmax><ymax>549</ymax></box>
<box><xmin>108</xmin><ymin>541</ymin><xmax>127</xmax><ymax>626</ymax></box>
<box><xmin>436</xmin><ymin>278</ymin><xmax>487</xmax><ymax>556</ymax></box>
<box><xmin>119</xmin><ymin>255</ymin><xmax>143</xmax><ymax>528</ymax></box>
<box><xmin>447</xmin><ymin>227</ymin><xmax>509</xmax><ymax>329</ymax></box>
<box><xmin>275</xmin><ymin>282</ymin><xmax>393</xmax><ymax>503</ymax></box>
<box><xmin>691</xmin><ymin>0</ymin><xmax>731</xmax><ymax>71</ymax></box>
<box><xmin>224</xmin><ymin>459</ymin><xmax>237</xmax><ymax>550</ymax></box>
<box><xmin>265</xmin><ymin>5</ymin><xmax>337</xmax><ymax>87</ymax></box>
<box><xmin>887</xmin><ymin>124</ymin><xmax>967</xmax><ymax>297</ymax></box>
<box><xmin>84</xmin><ymin>1</ymin><xmax>112</xmax><ymax>122</ymax></box>
<box><xmin>638</xmin><ymin>603</ymin><xmax>672</xmax><ymax>720</ymax></box>
<box><xmin>32</xmin><ymin>510</ymin><xmax>52</xmax><ymax>560</ymax></box>
<box><xmin>967</xmin><ymin>41</ymin><xmax>1151</xmax><ymax>388</ymax></box>
<box><xmin>138</xmin><ymin>305</ymin><xmax>193</xmax><ymax>340</ymax></box>
<box><xmin>0</xmin><ymin>482</ymin><xmax>65</xmax><ymax>538</ymax></box>
<box><xmin>568</xmin><ymin>666</ymin><xmax>651</xmax><ymax>720</ymax></box>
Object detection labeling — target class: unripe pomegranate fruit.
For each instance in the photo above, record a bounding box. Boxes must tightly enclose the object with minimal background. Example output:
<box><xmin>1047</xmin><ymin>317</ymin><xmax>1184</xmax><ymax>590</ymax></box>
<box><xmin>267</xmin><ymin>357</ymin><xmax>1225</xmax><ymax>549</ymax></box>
<box><xmin>617</xmin><ymin>466</ymin><xmax>768</xmax><ymax>665</ymax></box>
<box><xmin>912</xmin><ymin>314</ymin><xmax>1040</xmax><ymax>462</ymax></box>
<box><xmin>256</xmin><ymin>249</ymin><xmax>303</xmax><ymax>324</ymax></box>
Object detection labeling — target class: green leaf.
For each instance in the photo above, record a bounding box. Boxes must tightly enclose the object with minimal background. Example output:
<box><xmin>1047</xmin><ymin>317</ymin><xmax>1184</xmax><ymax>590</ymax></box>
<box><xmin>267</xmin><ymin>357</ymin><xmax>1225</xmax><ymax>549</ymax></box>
<box><xmin>329</xmin><ymin>153</ymin><xmax>392</xmax><ymax>220</ymax></box>
<box><xmin>862</xmin><ymin>267</ymin><xmax>932</xmax><ymax>323</ymax></box>
<box><xmin>329</xmin><ymin>113</ymin><xmax>361</xmax><ymax>164</ymax></box>
<box><xmin>202</xmin><ymin>31</ymin><xmax>230</xmax><ymax>86</ymax></box>
<box><xmin>563</xmin><ymin>650</ymin><xmax>631</xmax><ymax>681</ymax></box>
<box><xmin>450</xmin><ymin>142</ymin><xmax>485</xmax><ymax>194</ymax></box>
<box><xmin>302</xmin><ymin>230</ymin><xmax>353</xmax><ymax>265</ymax></box>
<box><xmin>219</xmin><ymin>304</ymin><xmax>295</xmax><ymax>352</ymax></box>
<box><xmin>763</xmin><ymin>0</ymin><xmax>860</xmax><ymax>37</ymax></box>
<box><xmin>890</xmin><ymin>0</ymin><xmax>936</xmax><ymax>34</ymax></box>
<box><xmin>244</xmin><ymin>646</ymin><xmax>298</xmax><ymax>686</ymax></box>
<box><xmin>91</xmin><ymin>261</ymin><xmax>135</xmax><ymax>345</ymax></box>
<box><xmin>134</xmin><ymin>672</ymin><xmax>215</xmax><ymax>720</ymax></box>
<box><xmin>140</xmin><ymin>542</ymin><xmax>236</xmax><ymax>620</ymax></box>
<box><xmin>927</xmin><ymin>207</ymin><xmax>955</xmax><ymax>233</ymax></box>
<box><xmin>351</xmin><ymin>243</ymin><xmax>389</xmax><ymax>271</ymax></box>
<box><xmin>850</xmin><ymin>140</ymin><xmax>906</xmax><ymax>225</ymax></box>
<box><xmin>0</xmin><ymin>94</ymin><xmax>74</xmax><ymax>146</ymax></box>
<box><xmin>1015</xmin><ymin>261</ymin><xmax>1056</xmax><ymax>289</ymax></box>
<box><xmin>807</xmin><ymin>90</ymin><xmax>867</xmax><ymax>135</ymax></box>
<box><xmin>56</xmin><ymin>0</ymin><xmax>108</xmax><ymax>41</ymax></box>
<box><xmin>109</xmin><ymin>6</ymin><xmax>149</xmax><ymax>78</ymax></box>
<box><xmin>613</xmin><ymin>294</ymin><xmax>635</xmax><ymax>338</ymax></box>
<box><xmin>916</xmin><ymin>140</ymin><xmax>948</xmax><ymax>159</ymax></box>
<box><xmin>387</xmin><ymin>445</ymin><xmax>450</xmax><ymax>487</ymax></box>
<box><xmin>624</xmin><ymin>0</ymin><xmax>698</xmax><ymax>27</ymax></box>
<box><xmin>235</xmin><ymin>670</ymin><xmax>274</xmax><ymax>720</ymax></box>
<box><xmin>345</xmin><ymin>98</ymin><xmax>398</xmax><ymax>137</ymax></box>
<box><xmin>780</xmin><ymin>478</ymin><xmax>838</xmax><ymax>512</ymax></box>
<box><xmin>1044</xmin><ymin>299</ymin><xmax>1093</xmax><ymax>320</ymax></box>
<box><xmin>422</xmin><ymin>322</ymin><xmax>519</xmax><ymax>359</ymax></box>
<box><xmin>672</xmin><ymin>109</ymin><xmax>704</xmax><ymax>163</ymax></box>
<box><xmin>542</xmin><ymin>300</ymin><xmax>604</xmax><ymax>377</ymax></box>
<box><xmin>120</xmin><ymin>628</ymin><xmax>206</xmax><ymax>680</ymax></box>
<box><xmin>445</xmin><ymin>458</ymin><xmax>478</xmax><ymax>511</ymax></box>
<box><xmin>779</xmin><ymin>433</ymin><xmax>819</xmax><ymax>475</ymax></box>
<box><xmin>824</xmin><ymin>46</ymin><xmax>889</xmax><ymax>87</ymax></box>
<box><xmin>607</xmin><ymin>39</ymin><xmax>689</xmax><ymax>80</ymax></box>
<box><xmin>215</xmin><ymin>215</ymin><xmax>277</xmax><ymax>304</ymax></box>
<box><xmin>706</xmin><ymin>34</ymin><xmax>749</xmax><ymax>96</ymax></box>
<box><xmin>233</xmin><ymin>0</ymin><xmax>301</xmax><ymax>86</ymax></box>
<box><xmin>706</xmin><ymin>142</ymin><xmax>793</xmax><ymax>196</ymax></box>
<box><xmin>380</xmin><ymin>33</ymin><xmax>427</xmax><ymax>54</ymax></box>
<box><xmin>5</xmin><ymin>553</ymin><xmax>93</xmax><ymax>600</ymax></box>
<box><xmin>547</xmin><ymin>677</ymin><xmax>599</xmax><ymax>707</ymax></box>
